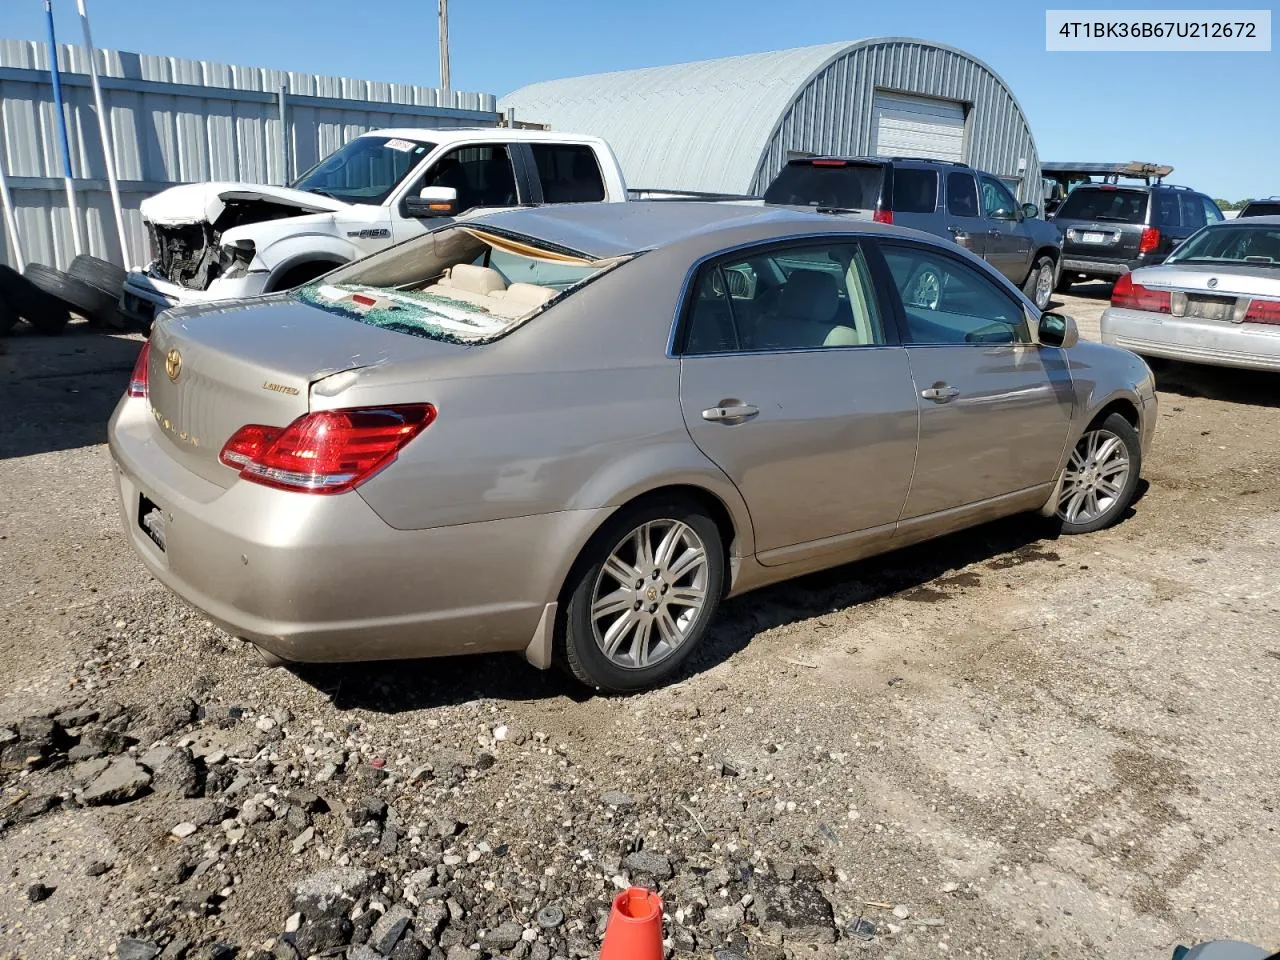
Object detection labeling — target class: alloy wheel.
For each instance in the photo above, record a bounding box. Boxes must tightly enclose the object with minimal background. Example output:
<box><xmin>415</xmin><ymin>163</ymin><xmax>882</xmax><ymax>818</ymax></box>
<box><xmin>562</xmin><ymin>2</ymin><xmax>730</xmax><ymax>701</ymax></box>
<box><xmin>590</xmin><ymin>519</ymin><xmax>709</xmax><ymax>670</ymax></box>
<box><xmin>1035</xmin><ymin>262</ymin><xmax>1053</xmax><ymax>309</ymax></box>
<box><xmin>1057</xmin><ymin>428</ymin><xmax>1132</xmax><ymax>525</ymax></box>
<box><xmin>907</xmin><ymin>268</ymin><xmax>941</xmax><ymax>309</ymax></box>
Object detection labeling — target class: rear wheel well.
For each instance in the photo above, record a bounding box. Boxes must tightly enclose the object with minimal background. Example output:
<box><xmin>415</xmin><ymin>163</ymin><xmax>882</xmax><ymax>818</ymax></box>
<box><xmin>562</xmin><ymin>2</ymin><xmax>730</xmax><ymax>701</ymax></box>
<box><xmin>558</xmin><ymin>485</ymin><xmax>739</xmax><ymax>608</ymax></box>
<box><xmin>1090</xmin><ymin>398</ymin><xmax>1140</xmax><ymax>430</ymax></box>
<box><xmin>1034</xmin><ymin>246</ymin><xmax>1060</xmax><ymax>265</ymax></box>
<box><xmin>268</xmin><ymin>260</ymin><xmax>345</xmax><ymax>292</ymax></box>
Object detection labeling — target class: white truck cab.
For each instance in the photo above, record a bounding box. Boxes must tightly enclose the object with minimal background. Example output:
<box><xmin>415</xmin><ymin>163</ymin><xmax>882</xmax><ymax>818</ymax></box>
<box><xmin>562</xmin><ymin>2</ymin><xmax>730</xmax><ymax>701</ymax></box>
<box><xmin>121</xmin><ymin>128</ymin><xmax>628</xmax><ymax>322</ymax></box>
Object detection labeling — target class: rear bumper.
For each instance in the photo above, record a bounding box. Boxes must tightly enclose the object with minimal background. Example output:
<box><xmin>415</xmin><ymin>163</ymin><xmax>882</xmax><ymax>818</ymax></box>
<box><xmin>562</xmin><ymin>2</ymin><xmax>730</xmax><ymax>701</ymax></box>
<box><xmin>1061</xmin><ymin>256</ymin><xmax>1148</xmax><ymax>278</ymax></box>
<box><xmin>107</xmin><ymin>395</ymin><xmax>608</xmax><ymax>663</ymax></box>
<box><xmin>1100</xmin><ymin>307</ymin><xmax>1280</xmax><ymax>371</ymax></box>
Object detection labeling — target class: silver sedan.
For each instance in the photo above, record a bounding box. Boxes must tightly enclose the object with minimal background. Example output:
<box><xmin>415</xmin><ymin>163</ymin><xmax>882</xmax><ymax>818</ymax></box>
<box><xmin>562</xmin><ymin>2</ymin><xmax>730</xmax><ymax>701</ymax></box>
<box><xmin>108</xmin><ymin>202</ymin><xmax>1157</xmax><ymax>692</ymax></box>
<box><xmin>1101</xmin><ymin>216</ymin><xmax>1280</xmax><ymax>371</ymax></box>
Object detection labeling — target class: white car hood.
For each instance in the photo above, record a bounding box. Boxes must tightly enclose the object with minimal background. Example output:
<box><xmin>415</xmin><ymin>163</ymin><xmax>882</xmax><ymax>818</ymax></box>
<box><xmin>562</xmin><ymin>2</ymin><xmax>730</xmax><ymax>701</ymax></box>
<box><xmin>139</xmin><ymin>182</ymin><xmax>351</xmax><ymax>226</ymax></box>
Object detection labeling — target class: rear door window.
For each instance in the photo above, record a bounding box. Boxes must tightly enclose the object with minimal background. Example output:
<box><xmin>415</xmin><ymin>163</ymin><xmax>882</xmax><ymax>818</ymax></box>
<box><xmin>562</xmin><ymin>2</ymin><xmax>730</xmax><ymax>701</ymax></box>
<box><xmin>763</xmin><ymin>161</ymin><xmax>885</xmax><ymax>211</ymax></box>
<box><xmin>1056</xmin><ymin>187</ymin><xmax>1148</xmax><ymax>223</ymax></box>
<box><xmin>1154</xmin><ymin>193</ymin><xmax>1181</xmax><ymax>226</ymax></box>
<box><xmin>891</xmin><ymin>169</ymin><xmax>938</xmax><ymax>214</ymax></box>
<box><xmin>529</xmin><ymin>143</ymin><xmax>606</xmax><ymax>203</ymax></box>
<box><xmin>1180</xmin><ymin>194</ymin><xmax>1208</xmax><ymax>230</ymax></box>
<box><xmin>946</xmin><ymin>173</ymin><xmax>979</xmax><ymax>217</ymax></box>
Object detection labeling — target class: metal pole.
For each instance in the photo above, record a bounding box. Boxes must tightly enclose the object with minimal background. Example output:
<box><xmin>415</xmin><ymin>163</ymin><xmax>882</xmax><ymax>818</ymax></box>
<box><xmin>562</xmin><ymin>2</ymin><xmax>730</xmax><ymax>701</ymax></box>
<box><xmin>278</xmin><ymin>83</ymin><xmax>289</xmax><ymax>185</ymax></box>
<box><xmin>44</xmin><ymin>0</ymin><xmax>84</xmax><ymax>258</ymax></box>
<box><xmin>77</xmin><ymin>0</ymin><xmax>129</xmax><ymax>266</ymax></box>
<box><xmin>438</xmin><ymin>0</ymin><xmax>451</xmax><ymax>104</ymax></box>
<box><xmin>0</xmin><ymin>153</ymin><xmax>26</xmax><ymax>270</ymax></box>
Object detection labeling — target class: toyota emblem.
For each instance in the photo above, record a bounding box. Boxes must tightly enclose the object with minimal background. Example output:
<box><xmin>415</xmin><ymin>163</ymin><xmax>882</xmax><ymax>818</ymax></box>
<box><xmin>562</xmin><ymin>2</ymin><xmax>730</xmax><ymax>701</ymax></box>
<box><xmin>165</xmin><ymin>349</ymin><xmax>183</xmax><ymax>382</ymax></box>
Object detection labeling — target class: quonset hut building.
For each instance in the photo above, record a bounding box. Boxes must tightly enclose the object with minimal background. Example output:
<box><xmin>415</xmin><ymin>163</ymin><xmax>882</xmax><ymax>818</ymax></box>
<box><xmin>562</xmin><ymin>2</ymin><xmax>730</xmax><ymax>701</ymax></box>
<box><xmin>500</xmin><ymin>37</ymin><xmax>1042</xmax><ymax>202</ymax></box>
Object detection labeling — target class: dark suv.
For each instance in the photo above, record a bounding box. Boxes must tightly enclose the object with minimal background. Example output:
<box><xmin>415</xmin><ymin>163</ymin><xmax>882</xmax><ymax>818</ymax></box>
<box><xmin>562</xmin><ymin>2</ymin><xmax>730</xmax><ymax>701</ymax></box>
<box><xmin>1051</xmin><ymin>183</ymin><xmax>1224</xmax><ymax>290</ymax></box>
<box><xmin>762</xmin><ymin>156</ymin><xmax>1063</xmax><ymax>309</ymax></box>
<box><xmin>1238</xmin><ymin>197</ymin><xmax>1280</xmax><ymax>218</ymax></box>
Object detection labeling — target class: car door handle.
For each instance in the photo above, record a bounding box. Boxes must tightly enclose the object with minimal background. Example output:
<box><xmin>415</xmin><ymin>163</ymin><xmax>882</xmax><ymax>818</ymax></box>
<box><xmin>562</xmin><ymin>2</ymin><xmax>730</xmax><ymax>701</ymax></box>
<box><xmin>702</xmin><ymin>402</ymin><xmax>759</xmax><ymax>423</ymax></box>
<box><xmin>947</xmin><ymin>225</ymin><xmax>970</xmax><ymax>242</ymax></box>
<box><xmin>920</xmin><ymin>384</ymin><xmax>960</xmax><ymax>403</ymax></box>
<box><xmin>987</xmin><ymin>229</ymin><xmax>1002</xmax><ymax>237</ymax></box>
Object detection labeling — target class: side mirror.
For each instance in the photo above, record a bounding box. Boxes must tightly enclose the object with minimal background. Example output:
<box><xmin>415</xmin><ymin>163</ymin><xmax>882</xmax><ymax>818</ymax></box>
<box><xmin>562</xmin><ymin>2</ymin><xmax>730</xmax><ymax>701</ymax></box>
<box><xmin>1021</xmin><ymin>202</ymin><xmax>1040</xmax><ymax>219</ymax></box>
<box><xmin>1038</xmin><ymin>311</ymin><xmax>1078</xmax><ymax>349</ymax></box>
<box><xmin>405</xmin><ymin>185</ymin><xmax>458</xmax><ymax>218</ymax></box>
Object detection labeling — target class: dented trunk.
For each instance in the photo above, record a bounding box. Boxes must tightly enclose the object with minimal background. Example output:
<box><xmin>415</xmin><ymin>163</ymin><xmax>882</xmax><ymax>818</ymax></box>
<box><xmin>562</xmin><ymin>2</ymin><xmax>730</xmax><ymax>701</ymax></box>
<box><xmin>146</xmin><ymin>297</ymin><xmax>462</xmax><ymax>487</ymax></box>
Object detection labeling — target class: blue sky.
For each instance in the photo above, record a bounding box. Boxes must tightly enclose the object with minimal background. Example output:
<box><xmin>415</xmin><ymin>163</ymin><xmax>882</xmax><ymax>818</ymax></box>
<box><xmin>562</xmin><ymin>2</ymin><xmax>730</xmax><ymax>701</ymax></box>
<box><xmin>8</xmin><ymin>0</ymin><xmax>1278</xmax><ymax>198</ymax></box>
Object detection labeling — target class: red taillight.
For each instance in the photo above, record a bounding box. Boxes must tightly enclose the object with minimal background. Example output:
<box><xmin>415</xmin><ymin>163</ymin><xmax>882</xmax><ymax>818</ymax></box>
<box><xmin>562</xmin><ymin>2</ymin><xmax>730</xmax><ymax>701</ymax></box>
<box><xmin>1111</xmin><ymin>273</ymin><xmax>1171</xmax><ymax>313</ymax></box>
<box><xmin>219</xmin><ymin>404</ymin><xmax>435</xmax><ymax>494</ymax></box>
<box><xmin>1244</xmin><ymin>297</ymin><xmax>1280</xmax><ymax>325</ymax></box>
<box><xmin>1138</xmin><ymin>227</ymin><xmax>1161</xmax><ymax>254</ymax></box>
<box><xmin>127</xmin><ymin>341</ymin><xmax>151</xmax><ymax>398</ymax></box>
<box><xmin>219</xmin><ymin>423</ymin><xmax>283</xmax><ymax>469</ymax></box>
<box><xmin>810</xmin><ymin>158</ymin><xmax>849</xmax><ymax>167</ymax></box>
<box><xmin>873</xmin><ymin>209</ymin><xmax>893</xmax><ymax>225</ymax></box>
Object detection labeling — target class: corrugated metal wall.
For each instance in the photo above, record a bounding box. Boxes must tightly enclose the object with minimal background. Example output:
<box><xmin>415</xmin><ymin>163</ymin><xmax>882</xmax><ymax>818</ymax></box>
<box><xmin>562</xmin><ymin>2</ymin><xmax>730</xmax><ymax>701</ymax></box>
<box><xmin>755</xmin><ymin>40</ymin><xmax>1041</xmax><ymax>202</ymax></box>
<box><xmin>0</xmin><ymin>39</ymin><xmax>499</xmax><ymax>270</ymax></box>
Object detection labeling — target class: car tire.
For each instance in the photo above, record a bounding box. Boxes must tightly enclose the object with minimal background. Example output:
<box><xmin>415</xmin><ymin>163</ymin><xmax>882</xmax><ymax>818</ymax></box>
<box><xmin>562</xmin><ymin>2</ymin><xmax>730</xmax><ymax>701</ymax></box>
<box><xmin>1054</xmin><ymin>413</ymin><xmax>1142</xmax><ymax>535</ymax></box>
<box><xmin>561</xmin><ymin>498</ymin><xmax>725</xmax><ymax>692</ymax></box>
<box><xmin>25</xmin><ymin>262</ymin><xmax>118</xmax><ymax>328</ymax></box>
<box><xmin>67</xmin><ymin>254</ymin><xmax>127</xmax><ymax>298</ymax></box>
<box><xmin>1022</xmin><ymin>255</ymin><xmax>1055</xmax><ymax>310</ymax></box>
<box><xmin>0</xmin><ymin>295</ymin><xmax>18</xmax><ymax>336</ymax></box>
<box><xmin>0</xmin><ymin>264</ymin><xmax>71</xmax><ymax>335</ymax></box>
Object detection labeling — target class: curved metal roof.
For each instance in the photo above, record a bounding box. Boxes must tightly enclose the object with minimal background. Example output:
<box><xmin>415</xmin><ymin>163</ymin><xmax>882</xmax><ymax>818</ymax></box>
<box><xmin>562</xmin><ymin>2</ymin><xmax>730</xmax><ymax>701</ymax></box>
<box><xmin>500</xmin><ymin>38</ymin><xmax>1037</xmax><ymax>196</ymax></box>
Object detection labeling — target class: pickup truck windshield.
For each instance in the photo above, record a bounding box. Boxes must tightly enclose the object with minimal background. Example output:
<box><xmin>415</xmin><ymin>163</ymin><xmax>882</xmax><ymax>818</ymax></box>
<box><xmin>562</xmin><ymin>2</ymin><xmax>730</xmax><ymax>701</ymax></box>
<box><xmin>291</xmin><ymin>136</ymin><xmax>435</xmax><ymax>205</ymax></box>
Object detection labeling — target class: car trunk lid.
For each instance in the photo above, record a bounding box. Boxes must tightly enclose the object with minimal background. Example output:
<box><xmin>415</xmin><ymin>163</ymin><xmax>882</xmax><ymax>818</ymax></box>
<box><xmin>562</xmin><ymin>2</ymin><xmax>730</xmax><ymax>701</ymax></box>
<box><xmin>145</xmin><ymin>296</ymin><xmax>461</xmax><ymax>487</ymax></box>
<box><xmin>1135</xmin><ymin>263</ymin><xmax>1280</xmax><ymax>324</ymax></box>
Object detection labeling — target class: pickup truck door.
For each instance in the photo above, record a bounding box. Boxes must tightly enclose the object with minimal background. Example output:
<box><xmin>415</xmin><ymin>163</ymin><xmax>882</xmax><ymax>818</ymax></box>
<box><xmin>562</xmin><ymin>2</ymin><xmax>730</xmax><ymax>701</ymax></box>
<box><xmin>392</xmin><ymin>143</ymin><xmax>525</xmax><ymax>242</ymax></box>
<box><xmin>979</xmin><ymin>176</ymin><xmax>1033</xmax><ymax>283</ymax></box>
<box><xmin>942</xmin><ymin>171</ymin><xmax>988</xmax><ymax>261</ymax></box>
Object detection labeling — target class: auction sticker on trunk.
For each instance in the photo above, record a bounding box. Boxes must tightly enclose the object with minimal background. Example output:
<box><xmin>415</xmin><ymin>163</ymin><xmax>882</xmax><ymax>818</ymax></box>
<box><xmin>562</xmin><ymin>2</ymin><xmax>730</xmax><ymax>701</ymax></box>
<box><xmin>138</xmin><ymin>493</ymin><xmax>167</xmax><ymax>552</ymax></box>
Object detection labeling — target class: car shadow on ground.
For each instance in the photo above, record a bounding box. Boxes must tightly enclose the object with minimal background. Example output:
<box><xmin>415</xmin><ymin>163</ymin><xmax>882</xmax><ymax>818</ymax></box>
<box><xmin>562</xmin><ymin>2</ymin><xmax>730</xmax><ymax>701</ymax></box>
<box><xmin>298</xmin><ymin>511</ymin><xmax>1075</xmax><ymax>713</ymax></box>
<box><xmin>0</xmin><ymin>325</ymin><xmax>141</xmax><ymax>460</ymax></box>
<box><xmin>1152</xmin><ymin>360</ymin><xmax>1280</xmax><ymax>409</ymax></box>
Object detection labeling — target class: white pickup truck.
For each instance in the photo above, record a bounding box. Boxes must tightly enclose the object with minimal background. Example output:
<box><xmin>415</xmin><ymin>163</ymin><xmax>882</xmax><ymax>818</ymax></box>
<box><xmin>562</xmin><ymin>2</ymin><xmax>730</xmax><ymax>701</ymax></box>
<box><xmin>121</xmin><ymin>128</ymin><xmax>627</xmax><ymax>322</ymax></box>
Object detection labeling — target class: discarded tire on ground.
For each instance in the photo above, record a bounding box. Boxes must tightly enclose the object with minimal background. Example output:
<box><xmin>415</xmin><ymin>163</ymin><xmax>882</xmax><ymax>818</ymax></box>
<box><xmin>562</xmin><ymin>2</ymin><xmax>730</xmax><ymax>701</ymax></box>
<box><xmin>0</xmin><ymin>295</ymin><xmax>18</xmax><ymax>336</ymax></box>
<box><xmin>68</xmin><ymin>253</ymin><xmax>127</xmax><ymax>292</ymax></box>
<box><xmin>25</xmin><ymin>262</ymin><xmax>117</xmax><ymax>331</ymax></box>
<box><xmin>0</xmin><ymin>263</ymin><xmax>70</xmax><ymax>335</ymax></box>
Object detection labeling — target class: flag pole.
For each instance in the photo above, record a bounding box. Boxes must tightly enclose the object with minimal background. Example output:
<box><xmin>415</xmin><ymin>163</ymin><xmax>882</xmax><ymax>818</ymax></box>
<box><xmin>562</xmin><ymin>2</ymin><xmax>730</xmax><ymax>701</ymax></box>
<box><xmin>44</xmin><ymin>0</ymin><xmax>84</xmax><ymax>258</ymax></box>
<box><xmin>77</xmin><ymin>0</ymin><xmax>130</xmax><ymax>266</ymax></box>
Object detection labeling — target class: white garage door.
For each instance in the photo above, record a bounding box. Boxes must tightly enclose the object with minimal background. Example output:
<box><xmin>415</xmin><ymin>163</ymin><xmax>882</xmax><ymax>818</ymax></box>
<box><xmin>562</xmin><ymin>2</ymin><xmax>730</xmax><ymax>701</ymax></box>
<box><xmin>871</xmin><ymin>92</ymin><xmax>966</xmax><ymax>162</ymax></box>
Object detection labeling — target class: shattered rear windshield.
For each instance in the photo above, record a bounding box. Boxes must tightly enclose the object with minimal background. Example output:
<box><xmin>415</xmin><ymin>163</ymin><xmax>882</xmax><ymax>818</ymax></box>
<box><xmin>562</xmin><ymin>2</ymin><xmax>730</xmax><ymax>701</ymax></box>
<box><xmin>295</xmin><ymin>225</ymin><xmax>630</xmax><ymax>343</ymax></box>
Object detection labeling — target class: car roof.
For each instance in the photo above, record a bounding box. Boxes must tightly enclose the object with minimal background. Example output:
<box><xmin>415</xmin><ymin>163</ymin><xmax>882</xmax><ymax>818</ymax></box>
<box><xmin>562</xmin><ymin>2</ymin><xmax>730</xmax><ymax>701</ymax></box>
<box><xmin>1219</xmin><ymin>214</ymin><xmax>1280</xmax><ymax>225</ymax></box>
<box><xmin>466</xmin><ymin>201</ymin><xmax>934</xmax><ymax>260</ymax></box>
<box><xmin>363</xmin><ymin>127</ymin><xmax>609</xmax><ymax>147</ymax></box>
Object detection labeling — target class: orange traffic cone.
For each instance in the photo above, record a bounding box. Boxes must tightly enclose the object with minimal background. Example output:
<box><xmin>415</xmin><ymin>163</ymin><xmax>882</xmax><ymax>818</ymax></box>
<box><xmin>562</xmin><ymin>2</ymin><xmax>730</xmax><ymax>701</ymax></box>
<box><xmin>600</xmin><ymin>886</ymin><xmax>663</xmax><ymax>960</ymax></box>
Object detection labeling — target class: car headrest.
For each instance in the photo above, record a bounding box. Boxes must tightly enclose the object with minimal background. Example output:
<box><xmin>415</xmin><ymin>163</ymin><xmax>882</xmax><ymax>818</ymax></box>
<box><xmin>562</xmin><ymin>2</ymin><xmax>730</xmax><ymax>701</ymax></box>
<box><xmin>778</xmin><ymin>269</ymin><xmax>839</xmax><ymax>324</ymax></box>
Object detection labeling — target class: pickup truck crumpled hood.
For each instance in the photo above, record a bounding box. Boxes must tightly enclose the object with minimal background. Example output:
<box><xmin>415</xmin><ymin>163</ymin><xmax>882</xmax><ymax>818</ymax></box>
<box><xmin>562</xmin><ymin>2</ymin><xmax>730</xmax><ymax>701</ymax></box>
<box><xmin>140</xmin><ymin>182</ymin><xmax>351</xmax><ymax>226</ymax></box>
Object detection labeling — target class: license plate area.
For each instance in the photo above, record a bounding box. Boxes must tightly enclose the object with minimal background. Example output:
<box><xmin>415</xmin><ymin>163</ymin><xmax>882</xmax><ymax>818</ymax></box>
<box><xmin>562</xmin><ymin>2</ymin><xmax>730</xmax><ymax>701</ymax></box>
<box><xmin>1185</xmin><ymin>295</ymin><xmax>1236</xmax><ymax>321</ymax></box>
<box><xmin>138</xmin><ymin>492</ymin><xmax>167</xmax><ymax>552</ymax></box>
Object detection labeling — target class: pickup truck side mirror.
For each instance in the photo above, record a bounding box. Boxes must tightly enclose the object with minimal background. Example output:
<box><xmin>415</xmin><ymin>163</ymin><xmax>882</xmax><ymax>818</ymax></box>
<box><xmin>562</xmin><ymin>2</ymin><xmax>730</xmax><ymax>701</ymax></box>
<box><xmin>1021</xmin><ymin>202</ymin><xmax>1040</xmax><ymax>219</ymax></box>
<box><xmin>405</xmin><ymin>186</ymin><xmax>459</xmax><ymax>218</ymax></box>
<box><xmin>1038</xmin><ymin>311</ymin><xmax>1078</xmax><ymax>349</ymax></box>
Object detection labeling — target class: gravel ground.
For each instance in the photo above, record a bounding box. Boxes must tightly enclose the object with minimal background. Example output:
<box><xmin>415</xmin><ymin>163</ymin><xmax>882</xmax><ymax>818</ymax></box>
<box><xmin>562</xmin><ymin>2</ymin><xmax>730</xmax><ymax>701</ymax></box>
<box><xmin>1</xmin><ymin>285</ymin><xmax>1277</xmax><ymax>960</ymax></box>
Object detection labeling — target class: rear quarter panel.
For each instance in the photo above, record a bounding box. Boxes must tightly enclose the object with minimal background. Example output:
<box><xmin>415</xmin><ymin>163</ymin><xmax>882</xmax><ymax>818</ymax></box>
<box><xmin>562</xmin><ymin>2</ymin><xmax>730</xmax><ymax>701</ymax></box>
<box><xmin>343</xmin><ymin>248</ymin><xmax>755</xmax><ymax>550</ymax></box>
